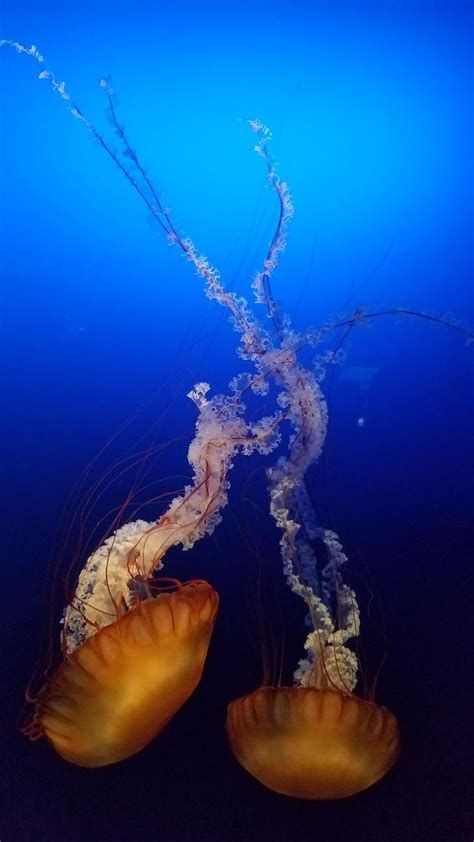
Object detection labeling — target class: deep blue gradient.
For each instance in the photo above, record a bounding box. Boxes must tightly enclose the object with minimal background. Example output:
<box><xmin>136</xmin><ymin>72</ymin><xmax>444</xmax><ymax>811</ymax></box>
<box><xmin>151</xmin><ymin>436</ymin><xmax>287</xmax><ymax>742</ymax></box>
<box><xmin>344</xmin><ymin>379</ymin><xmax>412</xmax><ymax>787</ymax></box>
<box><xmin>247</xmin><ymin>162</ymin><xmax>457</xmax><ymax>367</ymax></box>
<box><xmin>1</xmin><ymin>2</ymin><xmax>473</xmax><ymax>841</ymax></box>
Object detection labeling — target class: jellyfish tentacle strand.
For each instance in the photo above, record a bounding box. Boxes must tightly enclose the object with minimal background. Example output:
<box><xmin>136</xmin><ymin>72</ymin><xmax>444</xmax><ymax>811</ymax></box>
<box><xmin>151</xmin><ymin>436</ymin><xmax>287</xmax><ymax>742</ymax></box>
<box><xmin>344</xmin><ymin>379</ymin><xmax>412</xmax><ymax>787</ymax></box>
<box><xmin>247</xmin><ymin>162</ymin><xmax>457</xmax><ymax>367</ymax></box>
<box><xmin>64</xmin><ymin>385</ymin><xmax>283</xmax><ymax>655</ymax></box>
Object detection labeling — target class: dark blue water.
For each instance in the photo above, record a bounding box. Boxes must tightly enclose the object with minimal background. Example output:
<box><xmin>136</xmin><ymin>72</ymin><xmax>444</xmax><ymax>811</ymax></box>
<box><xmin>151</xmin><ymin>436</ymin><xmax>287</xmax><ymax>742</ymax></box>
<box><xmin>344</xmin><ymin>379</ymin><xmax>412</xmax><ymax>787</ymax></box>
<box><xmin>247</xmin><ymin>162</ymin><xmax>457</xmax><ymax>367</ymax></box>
<box><xmin>1</xmin><ymin>2</ymin><xmax>473</xmax><ymax>841</ymax></box>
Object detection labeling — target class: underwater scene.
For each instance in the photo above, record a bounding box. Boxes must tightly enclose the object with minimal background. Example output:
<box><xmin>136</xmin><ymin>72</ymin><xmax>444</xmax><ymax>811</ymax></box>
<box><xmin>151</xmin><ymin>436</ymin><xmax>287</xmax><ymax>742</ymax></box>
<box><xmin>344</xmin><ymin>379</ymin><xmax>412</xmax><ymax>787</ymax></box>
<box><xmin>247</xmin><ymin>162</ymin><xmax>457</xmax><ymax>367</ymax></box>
<box><xmin>1</xmin><ymin>1</ymin><xmax>473</xmax><ymax>840</ymax></box>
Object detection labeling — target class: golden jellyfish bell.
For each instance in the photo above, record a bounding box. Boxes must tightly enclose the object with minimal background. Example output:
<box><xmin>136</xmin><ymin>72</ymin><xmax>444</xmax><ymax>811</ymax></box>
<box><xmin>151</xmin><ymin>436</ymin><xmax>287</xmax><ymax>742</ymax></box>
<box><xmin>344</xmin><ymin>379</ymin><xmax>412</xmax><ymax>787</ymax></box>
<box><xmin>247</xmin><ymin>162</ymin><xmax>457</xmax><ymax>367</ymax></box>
<box><xmin>37</xmin><ymin>581</ymin><xmax>219</xmax><ymax>767</ymax></box>
<box><xmin>226</xmin><ymin>686</ymin><xmax>399</xmax><ymax>800</ymax></box>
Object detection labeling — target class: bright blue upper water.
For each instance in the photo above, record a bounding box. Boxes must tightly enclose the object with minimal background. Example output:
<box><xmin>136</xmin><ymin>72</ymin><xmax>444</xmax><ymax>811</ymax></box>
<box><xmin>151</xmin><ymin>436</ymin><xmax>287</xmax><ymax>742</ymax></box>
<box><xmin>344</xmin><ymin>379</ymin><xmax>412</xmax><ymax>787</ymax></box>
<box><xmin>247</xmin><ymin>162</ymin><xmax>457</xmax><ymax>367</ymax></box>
<box><xmin>1</xmin><ymin>2</ymin><xmax>473</xmax><ymax>841</ymax></box>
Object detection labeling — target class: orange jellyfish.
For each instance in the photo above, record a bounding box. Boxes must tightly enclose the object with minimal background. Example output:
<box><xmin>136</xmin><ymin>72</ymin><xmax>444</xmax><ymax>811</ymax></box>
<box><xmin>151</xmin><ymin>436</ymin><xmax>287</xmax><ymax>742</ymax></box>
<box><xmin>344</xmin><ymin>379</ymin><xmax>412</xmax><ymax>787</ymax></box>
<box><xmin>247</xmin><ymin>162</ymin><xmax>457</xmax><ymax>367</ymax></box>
<box><xmin>24</xmin><ymin>493</ymin><xmax>222</xmax><ymax>767</ymax></box>
<box><xmin>24</xmin><ymin>447</ymin><xmax>228</xmax><ymax>769</ymax></box>
<box><xmin>226</xmin><ymin>505</ymin><xmax>400</xmax><ymax>799</ymax></box>
<box><xmin>22</xmin><ymin>427</ymin><xmax>225</xmax><ymax>765</ymax></box>
<box><xmin>21</xmin><ymin>385</ymin><xmax>235</xmax><ymax>767</ymax></box>
<box><xmin>25</xmin><ymin>376</ymin><xmax>279</xmax><ymax>767</ymax></box>
<box><xmin>36</xmin><ymin>579</ymin><xmax>218</xmax><ymax>768</ymax></box>
<box><xmin>227</xmin><ymin>686</ymin><xmax>399</xmax><ymax>800</ymax></box>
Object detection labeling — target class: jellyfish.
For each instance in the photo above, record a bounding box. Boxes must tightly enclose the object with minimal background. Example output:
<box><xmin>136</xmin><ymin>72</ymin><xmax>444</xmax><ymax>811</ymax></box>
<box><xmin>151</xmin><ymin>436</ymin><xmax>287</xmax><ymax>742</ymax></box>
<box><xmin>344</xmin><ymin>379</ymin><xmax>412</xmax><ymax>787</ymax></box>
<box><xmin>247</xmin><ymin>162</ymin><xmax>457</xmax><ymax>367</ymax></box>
<box><xmin>38</xmin><ymin>580</ymin><xmax>219</xmax><ymax>767</ymax></box>
<box><xmin>227</xmin><ymin>687</ymin><xmax>398</xmax><ymax>800</ymax></box>
<box><xmin>226</xmin><ymin>529</ymin><xmax>400</xmax><ymax>799</ymax></box>
<box><xmin>4</xmin><ymin>43</ymin><xmax>283</xmax><ymax>767</ymax></box>
<box><xmin>223</xmin><ymin>308</ymin><xmax>400</xmax><ymax>797</ymax></box>
<box><xmin>25</xmin><ymin>380</ymin><xmax>280</xmax><ymax>766</ymax></box>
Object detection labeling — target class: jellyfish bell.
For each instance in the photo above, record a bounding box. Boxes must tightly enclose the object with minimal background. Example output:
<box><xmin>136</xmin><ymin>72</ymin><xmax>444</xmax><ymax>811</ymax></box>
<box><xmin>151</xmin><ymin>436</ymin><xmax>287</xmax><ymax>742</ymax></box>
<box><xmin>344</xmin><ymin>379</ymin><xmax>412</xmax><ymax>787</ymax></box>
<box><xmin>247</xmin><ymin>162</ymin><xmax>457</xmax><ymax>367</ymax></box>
<box><xmin>226</xmin><ymin>686</ymin><xmax>399</xmax><ymax>800</ymax></box>
<box><xmin>30</xmin><ymin>580</ymin><xmax>219</xmax><ymax>767</ymax></box>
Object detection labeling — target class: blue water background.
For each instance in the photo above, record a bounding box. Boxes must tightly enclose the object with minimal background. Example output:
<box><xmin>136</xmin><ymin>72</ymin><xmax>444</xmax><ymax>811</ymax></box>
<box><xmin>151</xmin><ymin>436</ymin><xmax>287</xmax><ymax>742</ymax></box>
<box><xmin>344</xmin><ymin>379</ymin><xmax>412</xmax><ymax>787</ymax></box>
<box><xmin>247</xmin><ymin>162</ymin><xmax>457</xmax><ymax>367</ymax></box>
<box><xmin>1</xmin><ymin>2</ymin><xmax>473</xmax><ymax>841</ymax></box>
